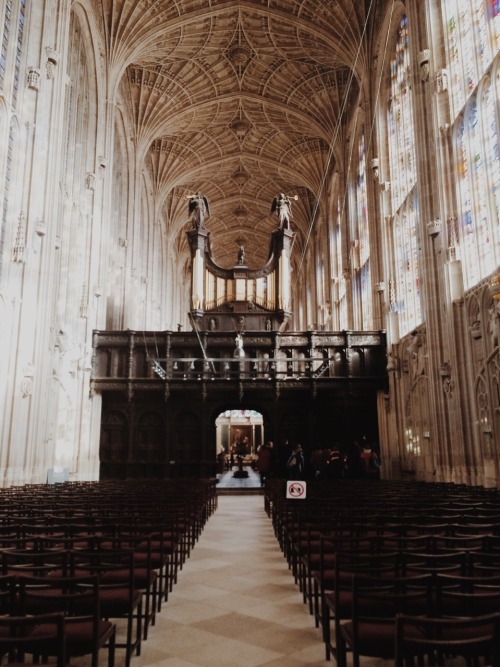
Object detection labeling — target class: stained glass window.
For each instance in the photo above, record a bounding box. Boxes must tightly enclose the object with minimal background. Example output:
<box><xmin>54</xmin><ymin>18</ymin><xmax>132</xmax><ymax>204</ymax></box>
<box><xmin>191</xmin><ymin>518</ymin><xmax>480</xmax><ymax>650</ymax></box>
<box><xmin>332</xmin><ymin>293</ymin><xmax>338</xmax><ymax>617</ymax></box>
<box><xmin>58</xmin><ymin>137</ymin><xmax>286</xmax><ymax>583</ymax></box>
<box><xmin>12</xmin><ymin>0</ymin><xmax>26</xmax><ymax>108</ymax></box>
<box><xmin>444</xmin><ymin>1</ymin><xmax>500</xmax><ymax>287</ymax></box>
<box><xmin>0</xmin><ymin>1</ymin><xmax>13</xmax><ymax>87</ymax></box>
<box><xmin>387</xmin><ymin>15</ymin><xmax>421</xmax><ymax>337</ymax></box>
<box><xmin>387</xmin><ymin>16</ymin><xmax>416</xmax><ymax>213</ymax></box>
<box><xmin>392</xmin><ymin>193</ymin><xmax>421</xmax><ymax>334</ymax></box>
<box><xmin>454</xmin><ymin>86</ymin><xmax>499</xmax><ymax>289</ymax></box>
<box><xmin>492</xmin><ymin>0</ymin><xmax>500</xmax><ymax>49</ymax></box>
<box><xmin>484</xmin><ymin>80</ymin><xmax>500</xmax><ymax>252</ymax></box>
<box><xmin>356</xmin><ymin>132</ymin><xmax>372</xmax><ymax>328</ymax></box>
<box><xmin>444</xmin><ymin>0</ymin><xmax>499</xmax><ymax>120</ymax></box>
<box><xmin>335</xmin><ymin>199</ymin><xmax>348</xmax><ymax>329</ymax></box>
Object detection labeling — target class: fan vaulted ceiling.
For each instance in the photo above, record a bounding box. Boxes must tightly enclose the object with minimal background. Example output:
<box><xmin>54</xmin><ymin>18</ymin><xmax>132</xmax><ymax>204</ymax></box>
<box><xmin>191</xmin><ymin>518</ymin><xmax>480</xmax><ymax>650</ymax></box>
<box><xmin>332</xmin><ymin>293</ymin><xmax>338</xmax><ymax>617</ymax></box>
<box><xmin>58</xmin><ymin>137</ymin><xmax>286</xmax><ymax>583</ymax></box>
<box><xmin>105</xmin><ymin>0</ymin><xmax>367</xmax><ymax>268</ymax></box>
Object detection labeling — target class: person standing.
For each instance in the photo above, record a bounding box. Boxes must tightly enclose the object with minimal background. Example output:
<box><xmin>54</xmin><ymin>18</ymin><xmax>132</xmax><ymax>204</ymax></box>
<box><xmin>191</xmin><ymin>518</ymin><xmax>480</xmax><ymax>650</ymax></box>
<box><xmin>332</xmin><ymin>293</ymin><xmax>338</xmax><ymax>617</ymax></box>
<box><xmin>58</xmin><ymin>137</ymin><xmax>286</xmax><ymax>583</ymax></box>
<box><xmin>257</xmin><ymin>441</ymin><xmax>273</xmax><ymax>487</ymax></box>
<box><xmin>286</xmin><ymin>444</ymin><xmax>304</xmax><ymax>480</ymax></box>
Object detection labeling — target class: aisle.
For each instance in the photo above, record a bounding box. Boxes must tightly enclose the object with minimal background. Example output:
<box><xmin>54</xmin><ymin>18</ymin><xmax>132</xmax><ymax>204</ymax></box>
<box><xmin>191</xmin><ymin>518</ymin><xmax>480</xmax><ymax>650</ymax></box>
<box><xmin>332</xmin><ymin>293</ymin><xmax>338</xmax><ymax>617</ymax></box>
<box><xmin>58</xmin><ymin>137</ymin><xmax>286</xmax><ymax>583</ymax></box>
<box><xmin>132</xmin><ymin>494</ymin><xmax>330</xmax><ymax>666</ymax></box>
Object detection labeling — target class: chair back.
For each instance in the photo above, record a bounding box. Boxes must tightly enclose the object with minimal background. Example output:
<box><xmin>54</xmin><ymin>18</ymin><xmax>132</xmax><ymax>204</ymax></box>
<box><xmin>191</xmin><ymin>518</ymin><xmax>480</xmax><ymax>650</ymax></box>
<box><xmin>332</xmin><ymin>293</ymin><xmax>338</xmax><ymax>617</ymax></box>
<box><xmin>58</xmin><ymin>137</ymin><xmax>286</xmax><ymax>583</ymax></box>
<box><xmin>395</xmin><ymin>612</ymin><xmax>500</xmax><ymax>667</ymax></box>
<box><xmin>0</xmin><ymin>612</ymin><xmax>66</xmax><ymax>667</ymax></box>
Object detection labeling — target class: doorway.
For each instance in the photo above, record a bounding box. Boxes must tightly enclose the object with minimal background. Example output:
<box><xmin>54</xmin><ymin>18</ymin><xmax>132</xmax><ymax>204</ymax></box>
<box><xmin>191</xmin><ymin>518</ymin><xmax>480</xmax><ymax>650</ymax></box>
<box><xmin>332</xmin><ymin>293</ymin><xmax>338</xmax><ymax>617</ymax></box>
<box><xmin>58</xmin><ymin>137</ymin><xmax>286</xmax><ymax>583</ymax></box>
<box><xmin>215</xmin><ymin>409</ymin><xmax>264</xmax><ymax>456</ymax></box>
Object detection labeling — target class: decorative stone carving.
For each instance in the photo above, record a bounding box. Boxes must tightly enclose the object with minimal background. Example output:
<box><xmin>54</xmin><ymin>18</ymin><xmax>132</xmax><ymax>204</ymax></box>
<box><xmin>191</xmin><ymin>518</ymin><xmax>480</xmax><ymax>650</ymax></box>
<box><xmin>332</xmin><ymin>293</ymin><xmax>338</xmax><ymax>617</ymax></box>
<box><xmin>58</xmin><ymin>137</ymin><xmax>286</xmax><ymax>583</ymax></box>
<box><xmin>386</xmin><ymin>353</ymin><xmax>399</xmax><ymax>372</ymax></box>
<box><xmin>80</xmin><ymin>283</ymin><xmax>88</xmax><ymax>318</ymax></box>
<box><xmin>435</xmin><ymin>68</ymin><xmax>449</xmax><ymax>93</ymax></box>
<box><xmin>27</xmin><ymin>67</ymin><xmax>41</xmax><ymax>90</ymax></box>
<box><xmin>442</xmin><ymin>376</ymin><xmax>454</xmax><ymax>397</ymax></box>
<box><xmin>408</xmin><ymin>332</ymin><xmax>426</xmax><ymax>378</ymax></box>
<box><xmin>417</xmin><ymin>49</ymin><xmax>430</xmax><ymax>82</ymax></box>
<box><xmin>97</xmin><ymin>156</ymin><xmax>108</xmax><ymax>176</ymax></box>
<box><xmin>12</xmin><ymin>213</ymin><xmax>26</xmax><ymax>263</ymax></box>
<box><xmin>35</xmin><ymin>219</ymin><xmax>46</xmax><ymax>236</ymax></box>
<box><xmin>45</xmin><ymin>47</ymin><xmax>59</xmax><ymax>79</ymax></box>
<box><xmin>370</xmin><ymin>158</ymin><xmax>379</xmax><ymax>182</ymax></box>
<box><xmin>20</xmin><ymin>362</ymin><xmax>35</xmax><ymax>397</ymax></box>
<box><xmin>470</xmin><ymin>320</ymin><xmax>482</xmax><ymax>340</ymax></box>
<box><xmin>440</xmin><ymin>361</ymin><xmax>451</xmax><ymax>377</ymax></box>
<box><xmin>86</xmin><ymin>172</ymin><xmax>96</xmax><ymax>190</ymax></box>
<box><xmin>488</xmin><ymin>300</ymin><xmax>500</xmax><ymax>349</ymax></box>
<box><xmin>427</xmin><ymin>219</ymin><xmax>441</xmax><ymax>238</ymax></box>
<box><xmin>53</xmin><ymin>325</ymin><xmax>79</xmax><ymax>398</ymax></box>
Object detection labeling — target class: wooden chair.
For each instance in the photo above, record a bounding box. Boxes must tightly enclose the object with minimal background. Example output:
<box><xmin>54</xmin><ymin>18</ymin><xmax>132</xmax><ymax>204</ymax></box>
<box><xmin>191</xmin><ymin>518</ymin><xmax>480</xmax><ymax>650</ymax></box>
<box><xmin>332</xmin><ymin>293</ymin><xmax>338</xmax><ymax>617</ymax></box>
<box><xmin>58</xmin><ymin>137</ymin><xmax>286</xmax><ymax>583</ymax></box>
<box><xmin>70</xmin><ymin>547</ymin><xmax>142</xmax><ymax>667</ymax></box>
<box><xmin>395</xmin><ymin>612</ymin><xmax>500</xmax><ymax>667</ymax></box>
<box><xmin>0</xmin><ymin>574</ymin><xmax>16</xmax><ymax>615</ymax></box>
<box><xmin>18</xmin><ymin>574</ymin><xmax>116</xmax><ymax>667</ymax></box>
<box><xmin>0</xmin><ymin>547</ymin><xmax>69</xmax><ymax>582</ymax></box>
<box><xmin>338</xmin><ymin>573</ymin><xmax>434</xmax><ymax>667</ymax></box>
<box><xmin>311</xmin><ymin>534</ymin><xmax>377</xmax><ymax>630</ymax></box>
<box><xmin>434</xmin><ymin>572</ymin><xmax>500</xmax><ymax>617</ymax></box>
<box><xmin>98</xmin><ymin>532</ymin><xmax>158</xmax><ymax>639</ymax></box>
<box><xmin>0</xmin><ymin>612</ymin><xmax>68</xmax><ymax>666</ymax></box>
<box><xmin>322</xmin><ymin>551</ymin><xmax>402</xmax><ymax>662</ymax></box>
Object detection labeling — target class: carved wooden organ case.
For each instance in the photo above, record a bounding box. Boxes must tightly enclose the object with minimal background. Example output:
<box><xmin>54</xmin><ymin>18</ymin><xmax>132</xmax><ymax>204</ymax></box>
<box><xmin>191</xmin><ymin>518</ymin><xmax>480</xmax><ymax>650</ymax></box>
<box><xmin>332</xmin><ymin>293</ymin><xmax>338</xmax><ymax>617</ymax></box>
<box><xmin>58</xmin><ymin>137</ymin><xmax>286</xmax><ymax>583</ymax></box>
<box><xmin>186</xmin><ymin>226</ymin><xmax>294</xmax><ymax>333</ymax></box>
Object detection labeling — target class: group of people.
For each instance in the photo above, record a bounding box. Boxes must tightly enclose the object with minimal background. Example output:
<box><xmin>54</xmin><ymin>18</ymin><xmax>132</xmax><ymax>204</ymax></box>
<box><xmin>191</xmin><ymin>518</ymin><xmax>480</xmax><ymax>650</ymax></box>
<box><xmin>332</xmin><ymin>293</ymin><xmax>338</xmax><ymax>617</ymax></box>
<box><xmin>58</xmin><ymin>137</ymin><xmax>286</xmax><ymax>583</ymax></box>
<box><xmin>253</xmin><ymin>437</ymin><xmax>380</xmax><ymax>485</ymax></box>
<box><xmin>254</xmin><ymin>441</ymin><xmax>305</xmax><ymax>485</ymax></box>
<box><xmin>310</xmin><ymin>439</ymin><xmax>381</xmax><ymax>480</ymax></box>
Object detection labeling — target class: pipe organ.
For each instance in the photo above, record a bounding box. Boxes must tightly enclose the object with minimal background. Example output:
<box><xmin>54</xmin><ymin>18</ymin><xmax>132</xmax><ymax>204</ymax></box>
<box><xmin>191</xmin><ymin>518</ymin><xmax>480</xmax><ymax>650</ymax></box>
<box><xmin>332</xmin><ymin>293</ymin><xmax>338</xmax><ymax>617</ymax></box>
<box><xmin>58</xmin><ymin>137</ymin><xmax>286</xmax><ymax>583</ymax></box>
<box><xmin>187</xmin><ymin>226</ymin><xmax>294</xmax><ymax>332</ymax></box>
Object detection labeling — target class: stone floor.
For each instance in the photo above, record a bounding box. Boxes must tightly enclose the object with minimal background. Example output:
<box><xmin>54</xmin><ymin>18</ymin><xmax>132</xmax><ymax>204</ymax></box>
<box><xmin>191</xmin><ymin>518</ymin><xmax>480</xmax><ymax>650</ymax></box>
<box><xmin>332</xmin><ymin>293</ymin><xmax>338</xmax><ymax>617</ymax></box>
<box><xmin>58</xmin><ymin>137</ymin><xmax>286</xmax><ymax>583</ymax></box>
<box><xmin>67</xmin><ymin>493</ymin><xmax>390</xmax><ymax>667</ymax></box>
<box><xmin>216</xmin><ymin>465</ymin><xmax>262</xmax><ymax>490</ymax></box>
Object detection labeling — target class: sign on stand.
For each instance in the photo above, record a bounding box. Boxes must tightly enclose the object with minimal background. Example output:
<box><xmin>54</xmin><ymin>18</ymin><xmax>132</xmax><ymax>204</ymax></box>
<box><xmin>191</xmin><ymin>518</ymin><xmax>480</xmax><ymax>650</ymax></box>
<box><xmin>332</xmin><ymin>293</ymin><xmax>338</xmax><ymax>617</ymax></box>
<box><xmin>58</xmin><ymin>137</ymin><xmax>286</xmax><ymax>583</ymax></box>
<box><xmin>286</xmin><ymin>480</ymin><xmax>307</xmax><ymax>499</ymax></box>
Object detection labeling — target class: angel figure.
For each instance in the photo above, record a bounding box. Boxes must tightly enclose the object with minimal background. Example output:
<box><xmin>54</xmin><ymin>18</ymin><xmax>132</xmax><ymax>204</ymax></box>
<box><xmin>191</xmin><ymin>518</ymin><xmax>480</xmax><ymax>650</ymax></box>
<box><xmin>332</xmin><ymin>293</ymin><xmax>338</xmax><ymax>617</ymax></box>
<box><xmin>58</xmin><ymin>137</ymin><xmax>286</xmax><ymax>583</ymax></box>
<box><xmin>270</xmin><ymin>193</ymin><xmax>296</xmax><ymax>229</ymax></box>
<box><xmin>187</xmin><ymin>192</ymin><xmax>210</xmax><ymax>229</ymax></box>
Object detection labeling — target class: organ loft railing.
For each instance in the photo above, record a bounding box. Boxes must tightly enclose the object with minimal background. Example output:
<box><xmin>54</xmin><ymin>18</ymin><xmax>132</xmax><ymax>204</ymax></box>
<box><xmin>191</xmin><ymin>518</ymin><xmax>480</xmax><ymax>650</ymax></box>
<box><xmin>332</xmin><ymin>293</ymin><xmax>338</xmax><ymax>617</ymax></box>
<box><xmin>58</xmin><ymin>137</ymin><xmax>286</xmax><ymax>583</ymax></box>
<box><xmin>90</xmin><ymin>330</ymin><xmax>388</xmax><ymax>400</ymax></box>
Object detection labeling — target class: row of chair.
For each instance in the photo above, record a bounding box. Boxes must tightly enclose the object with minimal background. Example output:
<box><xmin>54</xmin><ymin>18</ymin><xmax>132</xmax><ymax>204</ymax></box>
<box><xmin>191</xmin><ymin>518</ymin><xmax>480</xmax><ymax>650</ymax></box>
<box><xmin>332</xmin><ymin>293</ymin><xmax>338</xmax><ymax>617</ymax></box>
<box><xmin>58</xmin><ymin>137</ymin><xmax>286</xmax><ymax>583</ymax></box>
<box><xmin>265</xmin><ymin>478</ymin><xmax>500</xmax><ymax>666</ymax></box>
<box><xmin>0</xmin><ymin>478</ymin><xmax>217</xmax><ymax>666</ymax></box>
<box><xmin>334</xmin><ymin>572</ymin><xmax>500</xmax><ymax>667</ymax></box>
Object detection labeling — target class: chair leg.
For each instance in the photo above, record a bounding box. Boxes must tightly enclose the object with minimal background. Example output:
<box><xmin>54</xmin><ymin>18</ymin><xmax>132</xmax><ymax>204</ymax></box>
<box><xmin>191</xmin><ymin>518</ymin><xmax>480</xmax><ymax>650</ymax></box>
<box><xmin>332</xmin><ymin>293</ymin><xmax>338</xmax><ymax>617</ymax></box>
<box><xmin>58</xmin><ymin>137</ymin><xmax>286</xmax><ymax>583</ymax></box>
<box><xmin>108</xmin><ymin>625</ymin><xmax>116</xmax><ymax>667</ymax></box>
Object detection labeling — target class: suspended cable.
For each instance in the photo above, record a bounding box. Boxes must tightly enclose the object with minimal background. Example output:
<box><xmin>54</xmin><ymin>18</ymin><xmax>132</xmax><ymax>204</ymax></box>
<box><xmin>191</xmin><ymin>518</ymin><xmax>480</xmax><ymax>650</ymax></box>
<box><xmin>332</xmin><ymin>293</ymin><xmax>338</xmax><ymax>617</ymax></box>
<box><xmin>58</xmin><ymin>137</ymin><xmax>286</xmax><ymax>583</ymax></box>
<box><xmin>334</xmin><ymin>0</ymin><xmax>396</xmax><ymax>264</ymax></box>
<box><xmin>366</xmin><ymin>0</ymin><xmax>397</xmax><ymax>161</ymax></box>
<box><xmin>189</xmin><ymin>312</ymin><xmax>217</xmax><ymax>375</ymax></box>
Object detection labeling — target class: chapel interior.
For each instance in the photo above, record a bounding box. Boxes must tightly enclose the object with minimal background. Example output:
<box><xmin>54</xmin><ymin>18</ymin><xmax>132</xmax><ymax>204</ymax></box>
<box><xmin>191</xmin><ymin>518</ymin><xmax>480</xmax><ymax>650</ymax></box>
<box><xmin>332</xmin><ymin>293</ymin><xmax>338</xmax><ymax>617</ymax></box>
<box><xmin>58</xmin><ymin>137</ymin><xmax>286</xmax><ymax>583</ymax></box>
<box><xmin>1</xmin><ymin>0</ymin><xmax>500</xmax><ymax>491</ymax></box>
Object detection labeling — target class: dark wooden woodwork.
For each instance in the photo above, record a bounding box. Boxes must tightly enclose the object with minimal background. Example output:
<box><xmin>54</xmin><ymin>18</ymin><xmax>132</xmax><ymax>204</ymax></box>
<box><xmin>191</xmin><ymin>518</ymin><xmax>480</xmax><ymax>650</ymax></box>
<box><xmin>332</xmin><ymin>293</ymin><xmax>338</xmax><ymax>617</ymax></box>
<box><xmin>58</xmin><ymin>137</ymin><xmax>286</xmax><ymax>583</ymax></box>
<box><xmin>92</xmin><ymin>330</ymin><xmax>387</xmax><ymax>481</ymax></box>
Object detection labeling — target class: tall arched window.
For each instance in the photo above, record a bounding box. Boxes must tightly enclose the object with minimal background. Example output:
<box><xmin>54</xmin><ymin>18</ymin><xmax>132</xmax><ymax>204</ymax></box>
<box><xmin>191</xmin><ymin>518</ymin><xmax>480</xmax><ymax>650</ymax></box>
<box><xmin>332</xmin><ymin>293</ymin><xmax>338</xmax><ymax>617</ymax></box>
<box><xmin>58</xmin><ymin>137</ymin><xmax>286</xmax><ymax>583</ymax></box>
<box><xmin>392</xmin><ymin>193</ymin><xmax>420</xmax><ymax>335</ymax></box>
<box><xmin>356</xmin><ymin>132</ymin><xmax>372</xmax><ymax>328</ymax></box>
<box><xmin>332</xmin><ymin>197</ymin><xmax>348</xmax><ymax>329</ymax></box>
<box><xmin>444</xmin><ymin>0</ymin><xmax>499</xmax><ymax>120</ymax></box>
<box><xmin>454</xmin><ymin>85</ymin><xmax>499</xmax><ymax>288</ymax></box>
<box><xmin>0</xmin><ymin>0</ymin><xmax>25</xmax><ymax>279</ymax></box>
<box><xmin>0</xmin><ymin>0</ymin><xmax>25</xmax><ymax>104</ymax></box>
<box><xmin>444</xmin><ymin>1</ymin><xmax>500</xmax><ymax>287</ymax></box>
<box><xmin>387</xmin><ymin>15</ymin><xmax>421</xmax><ymax>335</ymax></box>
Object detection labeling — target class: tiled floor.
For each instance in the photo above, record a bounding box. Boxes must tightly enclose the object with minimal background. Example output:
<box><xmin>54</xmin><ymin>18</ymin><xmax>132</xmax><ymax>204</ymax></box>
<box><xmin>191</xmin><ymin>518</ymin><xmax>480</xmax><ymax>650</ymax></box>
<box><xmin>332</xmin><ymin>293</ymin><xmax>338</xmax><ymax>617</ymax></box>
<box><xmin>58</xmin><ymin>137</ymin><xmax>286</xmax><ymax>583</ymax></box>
<box><xmin>129</xmin><ymin>493</ymin><xmax>331</xmax><ymax>667</ymax></box>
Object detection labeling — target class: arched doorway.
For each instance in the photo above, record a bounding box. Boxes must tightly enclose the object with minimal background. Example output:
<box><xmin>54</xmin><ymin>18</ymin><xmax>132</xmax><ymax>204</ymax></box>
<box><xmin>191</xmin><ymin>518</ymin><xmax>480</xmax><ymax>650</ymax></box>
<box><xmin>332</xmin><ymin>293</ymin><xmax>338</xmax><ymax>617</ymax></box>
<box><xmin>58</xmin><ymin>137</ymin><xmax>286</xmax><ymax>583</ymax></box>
<box><xmin>215</xmin><ymin>409</ymin><xmax>264</xmax><ymax>457</ymax></box>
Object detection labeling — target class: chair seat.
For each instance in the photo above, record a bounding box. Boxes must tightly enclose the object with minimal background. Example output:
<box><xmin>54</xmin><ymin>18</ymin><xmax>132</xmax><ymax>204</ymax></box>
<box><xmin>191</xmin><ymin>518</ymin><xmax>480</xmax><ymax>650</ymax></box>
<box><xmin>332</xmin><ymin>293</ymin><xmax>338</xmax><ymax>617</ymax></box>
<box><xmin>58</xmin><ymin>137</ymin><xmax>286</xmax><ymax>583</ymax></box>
<box><xmin>99</xmin><ymin>586</ymin><xmax>142</xmax><ymax>616</ymax></box>
<box><xmin>31</xmin><ymin>618</ymin><xmax>115</xmax><ymax>656</ymax></box>
<box><xmin>342</xmin><ymin>619</ymin><xmax>398</xmax><ymax>658</ymax></box>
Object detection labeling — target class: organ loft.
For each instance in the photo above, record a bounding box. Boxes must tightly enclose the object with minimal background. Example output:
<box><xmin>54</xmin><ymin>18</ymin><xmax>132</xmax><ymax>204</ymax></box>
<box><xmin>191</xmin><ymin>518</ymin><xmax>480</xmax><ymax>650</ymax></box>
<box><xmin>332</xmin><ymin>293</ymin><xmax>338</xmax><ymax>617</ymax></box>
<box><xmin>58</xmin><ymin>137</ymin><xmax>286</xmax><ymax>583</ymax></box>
<box><xmin>92</xmin><ymin>195</ymin><xmax>387</xmax><ymax>479</ymax></box>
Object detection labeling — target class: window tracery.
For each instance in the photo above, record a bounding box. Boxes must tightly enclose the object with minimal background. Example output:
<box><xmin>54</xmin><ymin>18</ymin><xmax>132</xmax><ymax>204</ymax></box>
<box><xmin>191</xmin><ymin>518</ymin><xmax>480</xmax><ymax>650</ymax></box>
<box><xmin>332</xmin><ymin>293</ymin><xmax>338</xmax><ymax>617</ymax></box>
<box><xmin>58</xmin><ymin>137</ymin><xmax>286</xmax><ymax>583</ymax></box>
<box><xmin>448</xmin><ymin>24</ymin><xmax>500</xmax><ymax>289</ymax></box>
<box><xmin>387</xmin><ymin>15</ymin><xmax>421</xmax><ymax>336</ymax></box>
<box><xmin>356</xmin><ymin>132</ymin><xmax>372</xmax><ymax>329</ymax></box>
